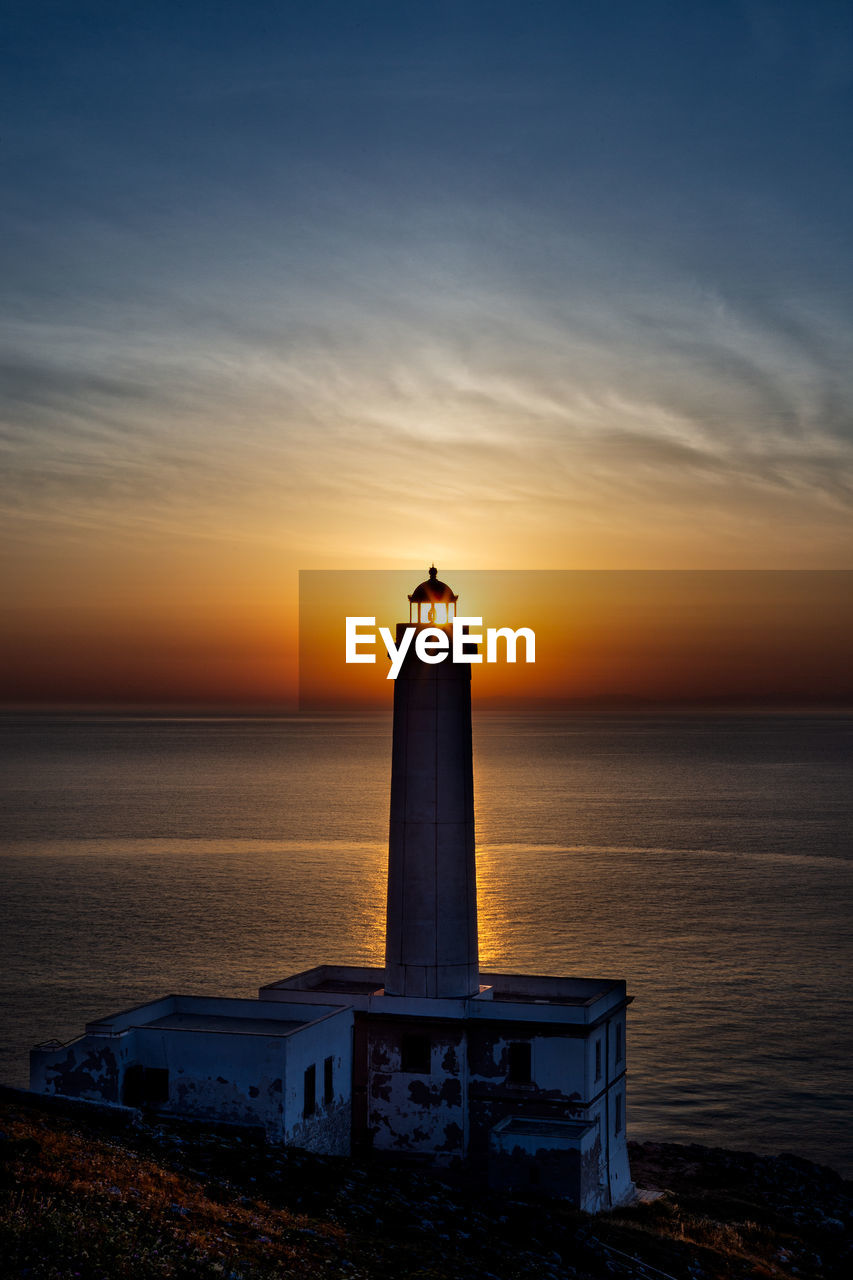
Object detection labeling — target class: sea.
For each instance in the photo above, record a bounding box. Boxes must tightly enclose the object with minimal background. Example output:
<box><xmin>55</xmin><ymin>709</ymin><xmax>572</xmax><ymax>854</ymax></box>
<box><xmin>1</xmin><ymin>713</ymin><xmax>851</xmax><ymax>1176</ymax></box>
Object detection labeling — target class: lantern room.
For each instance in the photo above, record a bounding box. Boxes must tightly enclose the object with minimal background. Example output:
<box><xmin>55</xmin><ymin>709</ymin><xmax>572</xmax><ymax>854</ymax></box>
<box><xmin>407</xmin><ymin>565</ymin><xmax>458</xmax><ymax>625</ymax></box>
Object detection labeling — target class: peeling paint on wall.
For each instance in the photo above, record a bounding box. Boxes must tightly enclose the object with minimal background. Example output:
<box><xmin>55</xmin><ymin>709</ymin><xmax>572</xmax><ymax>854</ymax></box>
<box><xmin>40</xmin><ymin>1044</ymin><xmax>119</xmax><ymax>1105</ymax></box>
<box><xmin>407</xmin><ymin>1077</ymin><xmax>462</xmax><ymax>1109</ymax></box>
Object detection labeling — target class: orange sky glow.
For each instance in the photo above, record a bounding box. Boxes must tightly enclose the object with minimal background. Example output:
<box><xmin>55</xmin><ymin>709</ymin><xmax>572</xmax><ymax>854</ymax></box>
<box><xmin>298</xmin><ymin>570</ymin><xmax>852</xmax><ymax>714</ymax></box>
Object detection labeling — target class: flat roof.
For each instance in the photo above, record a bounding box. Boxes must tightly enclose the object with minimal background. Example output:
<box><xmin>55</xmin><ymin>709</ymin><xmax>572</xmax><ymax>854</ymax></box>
<box><xmin>147</xmin><ymin>1012</ymin><xmax>305</xmax><ymax>1036</ymax></box>
<box><xmin>490</xmin><ymin>988</ymin><xmax>612</xmax><ymax>1007</ymax></box>
<box><xmin>83</xmin><ymin>994</ymin><xmax>352</xmax><ymax>1037</ymax></box>
<box><xmin>310</xmin><ymin>979</ymin><xmax>384</xmax><ymax>995</ymax></box>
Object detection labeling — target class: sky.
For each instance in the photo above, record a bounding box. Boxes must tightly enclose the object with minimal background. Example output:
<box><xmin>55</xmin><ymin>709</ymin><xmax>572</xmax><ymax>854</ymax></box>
<box><xmin>2</xmin><ymin>1</ymin><xmax>852</xmax><ymax>707</ymax></box>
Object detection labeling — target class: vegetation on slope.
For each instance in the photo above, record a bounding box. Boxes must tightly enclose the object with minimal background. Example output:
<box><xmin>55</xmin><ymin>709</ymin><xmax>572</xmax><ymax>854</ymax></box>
<box><xmin>1</xmin><ymin>1095</ymin><xmax>850</xmax><ymax>1280</ymax></box>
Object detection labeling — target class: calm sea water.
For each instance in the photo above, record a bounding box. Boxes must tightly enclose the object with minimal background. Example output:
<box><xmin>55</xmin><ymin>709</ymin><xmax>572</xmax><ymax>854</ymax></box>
<box><xmin>1</xmin><ymin>714</ymin><xmax>850</xmax><ymax>1175</ymax></box>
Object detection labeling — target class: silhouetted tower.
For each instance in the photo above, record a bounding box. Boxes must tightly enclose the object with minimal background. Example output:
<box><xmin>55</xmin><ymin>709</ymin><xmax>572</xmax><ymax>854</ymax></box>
<box><xmin>384</xmin><ymin>567</ymin><xmax>480</xmax><ymax>998</ymax></box>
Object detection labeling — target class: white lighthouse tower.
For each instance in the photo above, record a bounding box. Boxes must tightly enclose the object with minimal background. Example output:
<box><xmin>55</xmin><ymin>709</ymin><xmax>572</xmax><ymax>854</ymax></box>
<box><xmin>384</xmin><ymin>566</ymin><xmax>479</xmax><ymax>999</ymax></box>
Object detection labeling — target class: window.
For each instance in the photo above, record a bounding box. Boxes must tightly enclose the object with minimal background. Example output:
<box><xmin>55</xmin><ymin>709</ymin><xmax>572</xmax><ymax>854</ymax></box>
<box><xmin>508</xmin><ymin>1041</ymin><xmax>532</xmax><ymax>1084</ymax></box>
<box><xmin>595</xmin><ymin>1040</ymin><xmax>602</xmax><ymax>1081</ymax></box>
<box><xmin>401</xmin><ymin>1034</ymin><xmax>431</xmax><ymax>1074</ymax></box>
<box><xmin>324</xmin><ymin>1055</ymin><xmax>334</xmax><ymax>1105</ymax></box>
<box><xmin>122</xmin><ymin>1065</ymin><xmax>169</xmax><ymax>1107</ymax></box>
<box><xmin>614</xmin><ymin>1092</ymin><xmax>623</xmax><ymax>1135</ymax></box>
<box><xmin>145</xmin><ymin>1068</ymin><xmax>170</xmax><ymax>1104</ymax></box>
<box><xmin>303</xmin><ymin>1063</ymin><xmax>316</xmax><ymax>1117</ymax></box>
<box><xmin>615</xmin><ymin>1021</ymin><xmax>623</xmax><ymax>1064</ymax></box>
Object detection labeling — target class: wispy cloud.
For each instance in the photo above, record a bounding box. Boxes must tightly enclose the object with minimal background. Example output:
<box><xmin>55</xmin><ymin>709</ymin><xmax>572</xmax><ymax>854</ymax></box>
<box><xmin>2</xmin><ymin>223</ymin><xmax>851</xmax><ymax>567</ymax></box>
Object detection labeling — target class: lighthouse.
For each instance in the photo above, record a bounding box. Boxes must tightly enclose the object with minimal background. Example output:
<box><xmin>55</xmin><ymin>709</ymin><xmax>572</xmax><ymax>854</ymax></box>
<box><xmin>384</xmin><ymin>567</ymin><xmax>479</xmax><ymax>999</ymax></box>
<box><xmin>32</xmin><ymin>566</ymin><xmax>634</xmax><ymax>1208</ymax></box>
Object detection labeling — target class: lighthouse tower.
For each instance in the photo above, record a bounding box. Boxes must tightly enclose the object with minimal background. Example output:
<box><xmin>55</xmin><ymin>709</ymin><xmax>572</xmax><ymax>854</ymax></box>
<box><xmin>384</xmin><ymin>567</ymin><xmax>479</xmax><ymax>999</ymax></box>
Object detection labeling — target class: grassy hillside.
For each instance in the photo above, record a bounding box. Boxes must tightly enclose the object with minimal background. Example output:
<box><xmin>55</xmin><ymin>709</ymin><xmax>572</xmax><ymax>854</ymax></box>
<box><xmin>1</xmin><ymin>1094</ymin><xmax>850</xmax><ymax>1280</ymax></box>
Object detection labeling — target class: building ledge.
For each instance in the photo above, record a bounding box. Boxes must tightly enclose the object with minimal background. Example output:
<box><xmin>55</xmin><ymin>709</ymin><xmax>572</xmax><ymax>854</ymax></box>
<box><xmin>260</xmin><ymin>965</ymin><xmax>629</xmax><ymax>1024</ymax></box>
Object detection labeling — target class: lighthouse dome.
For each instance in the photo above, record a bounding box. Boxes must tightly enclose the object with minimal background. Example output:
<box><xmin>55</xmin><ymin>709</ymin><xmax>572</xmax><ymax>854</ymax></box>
<box><xmin>407</xmin><ymin>566</ymin><xmax>458</xmax><ymax>624</ymax></box>
<box><xmin>408</xmin><ymin>565</ymin><xmax>457</xmax><ymax>605</ymax></box>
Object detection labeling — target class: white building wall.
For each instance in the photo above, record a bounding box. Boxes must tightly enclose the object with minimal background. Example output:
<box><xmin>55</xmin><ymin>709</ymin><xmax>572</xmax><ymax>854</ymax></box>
<box><xmin>283</xmin><ymin>1008</ymin><xmax>353</xmax><ymax>1155</ymax></box>
<box><xmin>528</xmin><ymin>1033</ymin><xmax>587</xmax><ymax>1096</ymax></box>
<box><xmin>132</xmin><ymin>1025</ymin><xmax>288</xmax><ymax>1139</ymax></box>
<box><xmin>367</xmin><ymin>1021</ymin><xmax>468</xmax><ymax>1163</ymax></box>
<box><xmin>30</xmin><ymin>997</ymin><xmax>354</xmax><ymax>1157</ymax></box>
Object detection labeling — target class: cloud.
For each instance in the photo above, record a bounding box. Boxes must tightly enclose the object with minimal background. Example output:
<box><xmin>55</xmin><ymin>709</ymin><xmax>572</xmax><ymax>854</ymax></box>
<box><xmin>0</xmin><ymin>179</ymin><xmax>851</xmax><ymax>571</ymax></box>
